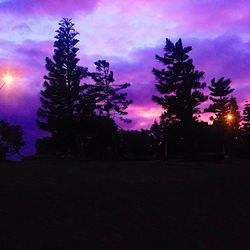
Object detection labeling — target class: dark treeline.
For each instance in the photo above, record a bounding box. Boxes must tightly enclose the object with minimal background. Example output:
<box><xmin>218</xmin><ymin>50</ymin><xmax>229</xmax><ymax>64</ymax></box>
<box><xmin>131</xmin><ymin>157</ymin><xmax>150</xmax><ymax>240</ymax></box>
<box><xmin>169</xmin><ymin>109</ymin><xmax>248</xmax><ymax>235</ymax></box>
<box><xmin>1</xmin><ymin>18</ymin><xmax>250</xmax><ymax>161</ymax></box>
<box><xmin>150</xmin><ymin>39</ymin><xmax>250</xmax><ymax>160</ymax></box>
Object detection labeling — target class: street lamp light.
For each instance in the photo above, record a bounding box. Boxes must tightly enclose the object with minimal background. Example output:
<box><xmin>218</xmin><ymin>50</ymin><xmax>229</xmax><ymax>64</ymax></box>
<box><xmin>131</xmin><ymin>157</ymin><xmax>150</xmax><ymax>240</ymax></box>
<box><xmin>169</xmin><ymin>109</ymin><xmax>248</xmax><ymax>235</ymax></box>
<box><xmin>221</xmin><ymin>113</ymin><xmax>234</xmax><ymax>158</ymax></box>
<box><xmin>0</xmin><ymin>74</ymin><xmax>13</xmax><ymax>90</ymax></box>
<box><xmin>227</xmin><ymin>113</ymin><xmax>233</xmax><ymax>121</ymax></box>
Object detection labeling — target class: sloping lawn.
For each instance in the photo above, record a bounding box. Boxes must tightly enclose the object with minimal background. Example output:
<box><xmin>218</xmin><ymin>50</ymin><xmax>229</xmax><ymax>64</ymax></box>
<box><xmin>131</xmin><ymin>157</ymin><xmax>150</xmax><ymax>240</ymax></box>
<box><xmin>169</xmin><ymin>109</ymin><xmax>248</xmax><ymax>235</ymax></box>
<box><xmin>0</xmin><ymin>159</ymin><xmax>250</xmax><ymax>249</ymax></box>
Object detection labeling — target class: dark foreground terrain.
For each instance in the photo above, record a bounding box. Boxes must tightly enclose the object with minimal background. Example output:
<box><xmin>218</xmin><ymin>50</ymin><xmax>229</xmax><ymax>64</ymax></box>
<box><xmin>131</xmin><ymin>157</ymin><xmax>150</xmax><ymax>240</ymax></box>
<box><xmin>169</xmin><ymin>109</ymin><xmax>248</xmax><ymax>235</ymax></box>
<box><xmin>0</xmin><ymin>159</ymin><xmax>250</xmax><ymax>249</ymax></box>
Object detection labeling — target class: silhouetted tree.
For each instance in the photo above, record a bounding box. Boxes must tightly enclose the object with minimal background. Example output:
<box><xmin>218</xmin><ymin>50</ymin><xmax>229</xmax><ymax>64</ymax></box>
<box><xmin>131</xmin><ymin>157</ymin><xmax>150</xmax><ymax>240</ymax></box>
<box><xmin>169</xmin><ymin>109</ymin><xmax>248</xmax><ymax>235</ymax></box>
<box><xmin>240</xmin><ymin>101</ymin><xmax>250</xmax><ymax>157</ymax></box>
<box><xmin>90</xmin><ymin>60</ymin><xmax>132</xmax><ymax>122</ymax></box>
<box><xmin>120</xmin><ymin>129</ymin><xmax>155</xmax><ymax>160</ymax></box>
<box><xmin>36</xmin><ymin>137</ymin><xmax>58</xmax><ymax>156</ymax></box>
<box><xmin>152</xmin><ymin>38</ymin><xmax>207</xmax><ymax>126</ymax></box>
<box><xmin>150</xmin><ymin>120</ymin><xmax>165</xmax><ymax>146</ymax></box>
<box><xmin>0</xmin><ymin>121</ymin><xmax>25</xmax><ymax>161</ymax></box>
<box><xmin>205</xmin><ymin>77</ymin><xmax>234</xmax><ymax>125</ymax></box>
<box><xmin>226</xmin><ymin>97</ymin><xmax>242</xmax><ymax>156</ymax></box>
<box><xmin>243</xmin><ymin>101</ymin><xmax>250</xmax><ymax>133</ymax></box>
<box><xmin>228</xmin><ymin>97</ymin><xmax>241</xmax><ymax>129</ymax></box>
<box><xmin>152</xmin><ymin>38</ymin><xmax>207</xmax><ymax>156</ymax></box>
<box><xmin>150</xmin><ymin>118</ymin><xmax>170</xmax><ymax>159</ymax></box>
<box><xmin>86</xmin><ymin>117</ymin><xmax>119</xmax><ymax>160</ymax></box>
<box><xmin>205</xmin><ymin>78</ymin><xmax>235</xmax><ymax>156</ymax></box>
<box><xmin>37</xmin><ymin>18</ymin><xmax>87</xmax><ymax>155</ymax></box>
<box><xmin>74</xmin><ymin>84</ymin><xmax>100</xmax><ymax>156</ymax></box>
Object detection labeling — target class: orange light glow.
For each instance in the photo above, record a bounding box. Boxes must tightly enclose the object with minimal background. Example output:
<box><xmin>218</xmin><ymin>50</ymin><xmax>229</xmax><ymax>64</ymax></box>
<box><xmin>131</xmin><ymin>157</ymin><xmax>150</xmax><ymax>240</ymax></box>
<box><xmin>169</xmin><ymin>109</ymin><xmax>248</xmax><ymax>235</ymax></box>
<box><xmin>227</xmin><ymin>114</ymin><xmax>233</xmax><ymax>121</ymax></box>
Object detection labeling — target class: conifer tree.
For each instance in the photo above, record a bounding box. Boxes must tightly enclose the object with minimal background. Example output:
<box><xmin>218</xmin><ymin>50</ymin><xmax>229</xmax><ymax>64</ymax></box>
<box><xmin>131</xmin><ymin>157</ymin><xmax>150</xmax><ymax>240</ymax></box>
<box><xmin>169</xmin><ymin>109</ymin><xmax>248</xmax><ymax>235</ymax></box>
<box><xmin>243</xmin><ymin>101</ymin><xmax>250</xmax><ymax>133</ymax></box>
<box><xmin>152</xmin><ymin>38</ymin><xmax>207</xmax><ymax>126</ymax></box>
<box><xmin>228</xmin><ymin>96</ymin><xmax>241</xmax><ymax>129</ymax></box>
<box><xmin>150</xmin><ymin>120</ymin><xmax>165</xmax><ymax>145</ymax></box>
<box><xmin>37</xmin><ymin>18</ymin><xmax>87</xmax><ymax>154</ymax></box>
<box><xmin>90</xmin><ymin>60</ymin><xmax>132</xmax><ymax>122</ymax></box>
<box><xmin>205</xmin><ymin>77</ymin><xmax>234</xmax><ymax>125</ymax></box>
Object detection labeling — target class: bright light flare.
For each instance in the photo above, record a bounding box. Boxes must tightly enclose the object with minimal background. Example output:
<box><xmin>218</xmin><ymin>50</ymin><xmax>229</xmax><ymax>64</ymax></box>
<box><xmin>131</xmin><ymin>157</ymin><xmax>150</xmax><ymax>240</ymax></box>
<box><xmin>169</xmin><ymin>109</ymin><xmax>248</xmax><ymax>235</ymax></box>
<box><xmin>227</xmin><ymin>114</ymin><xmax>233</xmax><ymax>121</ymax></box>
<box><xmin>3</xmin><ymin>74</ymin><xmax>14</xmax><ymax>85</ymax></box>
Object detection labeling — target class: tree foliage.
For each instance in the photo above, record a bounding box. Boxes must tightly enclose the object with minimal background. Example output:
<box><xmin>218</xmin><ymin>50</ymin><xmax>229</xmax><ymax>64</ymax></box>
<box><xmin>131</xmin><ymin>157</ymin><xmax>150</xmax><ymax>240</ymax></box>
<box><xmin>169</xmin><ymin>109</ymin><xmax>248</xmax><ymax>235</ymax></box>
<box><xmin>152</xmin><ymin>38</ymin><xmax>207</xmax><ymax>126</ymax></box>
<box><xmin>0</xmin><ymin>121</ymin><xmax>25</xmax><ymax>161</ymax></box>
<box><xmin>119</xmin><ymin>129</ymin><xmax>155</xmax><ymax>160</ymax></box>
<box><xmin>36</xmin><ymin>18</ymin><xmax>88</xmax><ymax>155</ymax></box>
<box><xmin>228</xmin><ymin>97</ymin><xmax>241</xmax><ymax>129</ymax></box>
<box><xmin>205</xmin><ymin>77</ymin><xmax>234</xmax><ymax>125</ymax></box>
<box><xmin>32</xmin><ymin>21</ymin><xmax>248</xmax><ymax>160</ymax></box>
<box><xmin>37</xmin><ymin>18</ymin><xmax>86</xmax><ymax>135</ymax></box>
<box><xmin>90</xmin><ymin>60</ymin><xmax>132</xmax><ymax>122</ymax></box>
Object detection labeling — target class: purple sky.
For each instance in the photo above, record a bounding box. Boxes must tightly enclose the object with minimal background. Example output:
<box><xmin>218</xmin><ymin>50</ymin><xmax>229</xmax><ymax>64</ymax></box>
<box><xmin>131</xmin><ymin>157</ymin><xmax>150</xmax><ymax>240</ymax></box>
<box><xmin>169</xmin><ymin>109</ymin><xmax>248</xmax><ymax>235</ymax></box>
<box><xmin>0</xmin><ymin>0</ymin><xmax>250</xmax><ymax>155</ymax></box>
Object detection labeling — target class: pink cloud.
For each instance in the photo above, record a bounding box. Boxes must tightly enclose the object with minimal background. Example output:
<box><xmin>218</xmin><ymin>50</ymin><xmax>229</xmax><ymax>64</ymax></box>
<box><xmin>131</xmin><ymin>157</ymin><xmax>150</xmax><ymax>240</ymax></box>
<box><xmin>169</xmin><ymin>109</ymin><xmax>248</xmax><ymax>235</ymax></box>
<box><xmin>121</xmin><ymin>104</ymin><xmax>162</xmax><ymax>130</ymax></box>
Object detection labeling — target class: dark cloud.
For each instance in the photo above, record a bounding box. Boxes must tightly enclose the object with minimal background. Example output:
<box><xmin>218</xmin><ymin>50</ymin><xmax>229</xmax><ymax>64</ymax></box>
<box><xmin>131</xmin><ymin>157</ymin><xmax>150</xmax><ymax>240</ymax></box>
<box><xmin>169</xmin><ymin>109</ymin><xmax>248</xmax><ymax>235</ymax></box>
<box><xmin>0</xmin><ymin>0</ymin><xmax>99</xmax><ymax>17</ymax></box>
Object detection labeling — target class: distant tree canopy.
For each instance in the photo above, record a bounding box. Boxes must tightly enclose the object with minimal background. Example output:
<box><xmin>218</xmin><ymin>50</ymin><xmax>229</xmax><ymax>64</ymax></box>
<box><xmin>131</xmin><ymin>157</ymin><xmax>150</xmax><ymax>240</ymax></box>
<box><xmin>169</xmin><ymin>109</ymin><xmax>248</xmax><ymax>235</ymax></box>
<box><xmin>90</xmin><ymin>60</ymin><xmax>132</xmax><ymax>122</ymax></box>
<box><xmin>0</xmin><ymin>121</ymin><xmax>25</xmax><ymax>161</ymax></box>
<box><xmin>153</xmin><ymin>38</ymin><xmax>207</xmax><ymax>126</ymax></box>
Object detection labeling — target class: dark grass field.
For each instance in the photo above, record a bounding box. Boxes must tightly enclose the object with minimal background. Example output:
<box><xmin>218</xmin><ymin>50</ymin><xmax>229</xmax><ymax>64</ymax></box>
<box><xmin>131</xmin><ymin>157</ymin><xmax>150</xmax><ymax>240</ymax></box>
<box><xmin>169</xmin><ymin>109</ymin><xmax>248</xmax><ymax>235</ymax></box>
<box><xmin>0</xmin><ymin>159</ymin><xmax>250</xmax><ymax>249</ymax></box>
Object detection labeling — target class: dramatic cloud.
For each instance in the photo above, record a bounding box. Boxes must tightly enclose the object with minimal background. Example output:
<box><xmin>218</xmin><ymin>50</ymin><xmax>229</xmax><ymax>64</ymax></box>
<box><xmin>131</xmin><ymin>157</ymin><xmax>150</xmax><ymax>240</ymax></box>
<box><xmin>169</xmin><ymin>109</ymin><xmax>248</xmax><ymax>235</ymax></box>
<box><xmin>189</xmin><ymin>35</ymin><xmax>250</xmax><ymax>107</ymax></box>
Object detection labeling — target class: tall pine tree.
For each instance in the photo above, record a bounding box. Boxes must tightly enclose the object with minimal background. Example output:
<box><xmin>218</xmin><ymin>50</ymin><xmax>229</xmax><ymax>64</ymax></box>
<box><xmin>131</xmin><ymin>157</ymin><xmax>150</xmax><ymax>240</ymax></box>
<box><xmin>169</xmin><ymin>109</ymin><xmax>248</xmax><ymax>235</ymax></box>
<box><xmin>205</xmin><ymin>77</ymin><xmax>234</xmax><ymax>125</ymax></box>
<box><xmin>152</xmin><ymin>38</ymin><xmax>207</xmax><ymax>126</ymax></box>
<box><xmin>37</xmin><ymin>18</ymin><xmax>87</xmax><ymax>154</ymax></box>
<box><xmin>90</xmin><ymin>60</ymin><xmax>132</xmax><ymax>122</ymax></box>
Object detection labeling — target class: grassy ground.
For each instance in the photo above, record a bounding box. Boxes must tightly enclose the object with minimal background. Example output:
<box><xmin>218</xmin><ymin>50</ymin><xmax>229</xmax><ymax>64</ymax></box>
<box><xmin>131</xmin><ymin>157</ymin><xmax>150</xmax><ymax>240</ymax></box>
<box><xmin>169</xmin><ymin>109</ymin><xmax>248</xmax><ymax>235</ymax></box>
<box><xmin>0</xmin><ymin>159</ymin><xmax>250</xmax><ymax>249</ymax></box>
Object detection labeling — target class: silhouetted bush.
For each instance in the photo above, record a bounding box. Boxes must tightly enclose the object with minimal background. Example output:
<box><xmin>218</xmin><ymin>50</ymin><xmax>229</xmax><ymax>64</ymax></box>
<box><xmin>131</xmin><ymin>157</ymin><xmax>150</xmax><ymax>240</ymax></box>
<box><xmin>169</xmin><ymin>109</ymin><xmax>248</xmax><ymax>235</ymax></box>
<box><xmin>0</xmin><ymin>121</ymin><xmax>25</xmax><ymax>161</ymax></box>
